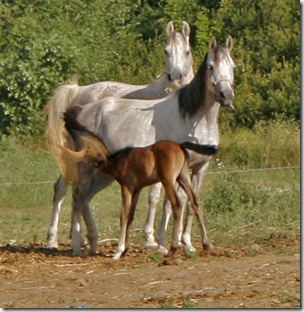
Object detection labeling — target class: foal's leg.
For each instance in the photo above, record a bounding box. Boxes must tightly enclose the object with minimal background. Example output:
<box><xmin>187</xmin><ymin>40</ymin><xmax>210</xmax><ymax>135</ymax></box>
<box><xmin>122</xmin><ymin>188</ymin><xmax>141</xmax><ymax>257</ymax></box>
<box><xmin>143</xmin><ymin>182</ymin><xmax>162</xmax><ymax>249</ymax></box>
<box><xmin>162</xmin><ymin>181</ymin><xmax>183</xmax><ymax>256</ymax></box>
<box><xmin>182</xmin><ymin>164</ymin><xmax>212</xmax><ymax>251</ymax></box>
<box><xmin>157</xmin><ymin>186</ymin><xmax>187</xmax><ymax>254</ymax></box>
<box><xmin>47</xmin><ymin>175</ymin><xmax>67</xmax><ymax>249</ymax></box>
<box><xmin>183</xmin><ymin>184</ymin><xmax>211</xmax><ymax>250</ymax></box>
<box><xmin>114</xmin><ymin>186</ymin><xmax>133</xmax><ymax>260</ymax></box>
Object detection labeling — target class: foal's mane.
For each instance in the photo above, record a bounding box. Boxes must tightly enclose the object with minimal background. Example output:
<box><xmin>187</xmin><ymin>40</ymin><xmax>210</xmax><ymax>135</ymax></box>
<box><xmin>107</xmin><ymin>147</ymin><xmax>133</xmax><ymax>161</ymax></box>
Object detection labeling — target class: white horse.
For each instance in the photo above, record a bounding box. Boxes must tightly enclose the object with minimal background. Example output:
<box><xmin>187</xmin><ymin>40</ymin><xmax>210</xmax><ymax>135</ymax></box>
<box><xmin>45</xmin><ymin>21</ymin><xmax>194</xmax><ymax>249</ymax></box>
<box><xmin>54</xmin><ymin>36</ymin><xmax>235</xmax><ymax>256</ymax></box>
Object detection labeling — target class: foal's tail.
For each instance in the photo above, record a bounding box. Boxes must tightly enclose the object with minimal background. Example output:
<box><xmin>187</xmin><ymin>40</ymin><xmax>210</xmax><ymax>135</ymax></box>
<box><xmin>44</xmin><ymin>77</ymin><xmax>81</xmax><ymax>181</ymax></box>
<box><xmin>57</xmin><ymin>107</ymin><xmax>109</xmax><ymax>183</ymax></box>
<box><xmin>180</xmin><ymin>142</ymin><xmax>218</xmax><ymax>156</ymax></box>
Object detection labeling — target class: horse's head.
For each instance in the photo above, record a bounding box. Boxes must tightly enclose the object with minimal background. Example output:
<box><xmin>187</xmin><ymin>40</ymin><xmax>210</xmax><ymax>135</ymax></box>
<box><xmin>165</xmin><ymin>21</ymin><xmax>194</xmax><ymax>89</ymax></box>
<box><xmin>206</xmin><ymin>36</ymin><xmax>235</xmax><ymax>108</ymax></box>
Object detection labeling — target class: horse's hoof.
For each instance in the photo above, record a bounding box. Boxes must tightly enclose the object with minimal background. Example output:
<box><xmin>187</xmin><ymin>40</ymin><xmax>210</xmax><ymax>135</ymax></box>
<box><xmin>72</xmin><ymin>250</ymin><xmax>81</xmax><ymax>256</ymax></box>
<box><xmin>157</xmin><ymin>245</ymin><xmax>168</xmax><ymax>255</ymax></box>
<box><xmin>185</xmin><ymin>245</ymin><xmax>196</xmax><ymax>253</ymax></box>
<box><xmin>203</xmin><ymin>242</ymin><xmax>213</xmax><ymax>251</ymax></box>
<box><xmin>144</xmin><ymin>241</ymin><xmax>159</xmax><ymax>249</ymax></box>
<box><xmin>46</xmin><ymin>242</ymin><xmax>58</xmax><ymax>250</ymax></box>
<box><xmin>88</xmin><ymin>249</ymin><xmax>97</xmax><ymax>256</ymax></box>
<box><xmin>113</xmin><ymin>253</ymin><xmax>121</xmax><ymax>260</ymax></box>
<box><xmin>166</xmin><ymin>246</ymin><xmax>178</xmax><ymax>258</ymax></box>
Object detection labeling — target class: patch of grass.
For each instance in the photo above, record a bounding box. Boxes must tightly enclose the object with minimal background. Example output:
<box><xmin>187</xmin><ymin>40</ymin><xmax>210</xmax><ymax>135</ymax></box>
<box><xmin>0</xmin><ymin>121</ymin><xmax>300</xmax><ymax>251</ymax></box>
<box><xmin>147</xmin><ymin>251</ymin><xmax>163</xmax><ymax>263</ymax></box>
<box><xmin>182</xmin><ymin>296</ymin><xmax>197</xmax><ymax>308</ymax></box>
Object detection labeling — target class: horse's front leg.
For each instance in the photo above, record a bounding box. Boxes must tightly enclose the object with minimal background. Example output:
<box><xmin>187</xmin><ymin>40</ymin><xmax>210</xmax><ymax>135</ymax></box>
<box><xmin>143</xmin><ymin>182</ymin><xmax>162</xmax><ymax>249</ymax></box>
<box><xmin>114</xmin><ymin>187</ymin><xmax>133</xmax><ymax>260</ymax></box>
<box><xmin>47</xmin><ymin>175</ymin><xmax>67</xmax><ymax>249</ymax></box>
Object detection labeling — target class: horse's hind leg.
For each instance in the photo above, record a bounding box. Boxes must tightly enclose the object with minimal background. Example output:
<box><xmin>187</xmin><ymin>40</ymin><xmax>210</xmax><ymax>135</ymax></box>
<box><xmin>144</xmin><ymin>183</ymin><xmax>162</xmax><ymax>249</ymax></box>
<box><xmin>162</xmin><ymin>181</ymin><xmax>183</xmax><ymax>256</ymax></box>
<box><xmin>47</xmin><ymin>175</ymin><xmax>67</xmax><ymax>249</ymax></box>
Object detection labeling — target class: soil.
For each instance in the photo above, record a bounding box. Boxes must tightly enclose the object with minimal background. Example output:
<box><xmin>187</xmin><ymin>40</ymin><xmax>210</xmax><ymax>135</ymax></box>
<box><xmin>0</xmin><ymin>233</ymin><xmax>300</xmax><ymax>309</ymax></box>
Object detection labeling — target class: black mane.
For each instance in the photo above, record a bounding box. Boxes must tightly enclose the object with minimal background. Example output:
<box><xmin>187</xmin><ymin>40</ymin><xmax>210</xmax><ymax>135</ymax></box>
<box><xmin>177</xmin><ymin>53</ymin><xmax>208</xmax><ymax>119</ymax></box>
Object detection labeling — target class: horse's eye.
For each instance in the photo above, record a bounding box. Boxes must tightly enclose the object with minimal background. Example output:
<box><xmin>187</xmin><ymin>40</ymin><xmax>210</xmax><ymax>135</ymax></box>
<box><xmin>164</xmin><ymin>49</ymin><xmax>169</xmax><ymax>56</ymax></box>
<box><xmin>185</xmin><ymin>50</ymin><xmax>191</xmax><ymax>56</ymax></box>
<box><xmin>207</xmin><ymin>65</ymin><xmax>213</xmax><ymax>70</ymax></box>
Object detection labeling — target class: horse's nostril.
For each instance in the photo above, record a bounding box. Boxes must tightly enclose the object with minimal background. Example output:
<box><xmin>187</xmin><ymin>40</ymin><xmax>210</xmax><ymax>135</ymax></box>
<box><xmin>219</xmin><ymin>91</ymin><xmax>225</xmax><ymax>99</ymax></box>
<box><xmin>168</xmin><ymin>74</ymin><xmax>172</xmax><ymax>82</ymax></box>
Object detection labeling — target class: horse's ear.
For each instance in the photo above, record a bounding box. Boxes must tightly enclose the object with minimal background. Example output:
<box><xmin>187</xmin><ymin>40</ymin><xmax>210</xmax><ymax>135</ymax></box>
<box><xmin>226</xmin><ymin>35</ymin><xmax>233</xmax><ymax>51</ymax></box>
<box><xmin>166</xmin><ymin>21</ymin><xmax>174</xmax><ymax>36</ymax></box>
<box><xmin>209</xmin><ymin>37</ymin><xmax>217</xmax><ymax>51</ymax></box>
<box><xmin>182</xmin><ymin>21</ymin><xmax>190</xmax><ymax>41</ymax></box>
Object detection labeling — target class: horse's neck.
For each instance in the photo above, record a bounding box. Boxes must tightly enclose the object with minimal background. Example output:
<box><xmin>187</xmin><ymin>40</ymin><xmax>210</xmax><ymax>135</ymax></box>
<box><xmin>190</xmin><ymin>93</ymin><xmax>220</xmax><ymax>145</ymax></box>
<box><xmin>120</xmin><ymin>74</ymin><xmax>168</xmax><ymax>100</ymax></box>
<box><xmin>184</xmin><ymin>67</ymin><xmax>194</xmax><ymax>85</ymax></box>
<box><xmin>140</xmin><ymin>66</ymin><xmax>194</xmax><ymax>99</ymax></box>
<box><xmin>142</xmin><ymin>74</ymin><xmax>169</xmax><ymax>98</ymax></box>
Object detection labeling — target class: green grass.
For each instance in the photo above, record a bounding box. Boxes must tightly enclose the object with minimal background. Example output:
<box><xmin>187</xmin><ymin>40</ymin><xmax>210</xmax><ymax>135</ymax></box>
<box><xmin>0</xmin><ymin>121</ymin><xmax>300</xmax><ymax>248</ymax></box>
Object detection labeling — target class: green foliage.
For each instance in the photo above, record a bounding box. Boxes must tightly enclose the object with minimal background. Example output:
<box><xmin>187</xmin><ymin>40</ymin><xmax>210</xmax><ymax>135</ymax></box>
<box><xmin>0</xmin><ymin>0</ymin><xmax>300</xmax><ymax>134</ymax></box>
<box><xmin>217</xmin><ymin>0</ymin><xmax>300</xmax><ymax>128</ymax></box>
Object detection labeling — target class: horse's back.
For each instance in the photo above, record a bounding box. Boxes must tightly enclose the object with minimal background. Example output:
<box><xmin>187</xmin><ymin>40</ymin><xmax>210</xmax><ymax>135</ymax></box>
<box><xmin>72</xmin><ymin>81</ymin><xmax>147</xmax><ymax>106</ymax></box>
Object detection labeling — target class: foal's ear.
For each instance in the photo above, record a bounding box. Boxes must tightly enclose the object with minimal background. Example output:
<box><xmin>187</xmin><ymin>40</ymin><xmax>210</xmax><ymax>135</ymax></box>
<box><xmin>166</xmin><ymin>21</ymin><xmax>174</xmax><ymax>36</ymax></box>
<box><xmin>226</xmin><ymin>35</ymin><xmax>233</xmax><ymax>51</ymax></box>
<box><xmin>182</xmin><ymin>21</ymin><xmax>190</xmax><ymax>41</ymax></box>
<box><xmin>209</xmin><ymin>37</ymin><xmax>217</xmax><ymax>51</ymax></box>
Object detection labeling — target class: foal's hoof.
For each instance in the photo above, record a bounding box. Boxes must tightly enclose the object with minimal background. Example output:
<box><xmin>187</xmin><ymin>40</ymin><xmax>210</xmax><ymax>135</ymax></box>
<box><xmin>167</xmin><ymin>246</ymin><xmax>178</xmax><ymax>257</ymax></box>
<box><xmin>203</xmin><ymin>241</ymin><xmax>213</xmax><ymax>251</ymax></box>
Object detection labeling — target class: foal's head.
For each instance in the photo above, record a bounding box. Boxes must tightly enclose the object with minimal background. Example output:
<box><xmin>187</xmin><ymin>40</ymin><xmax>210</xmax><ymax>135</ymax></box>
<box><xmin>205</xmin><ymin>36</ymin><xmax>235</xmax><ymax>108</ymax></box>
<box><xmin>165</xmin><ymin>21</ymin><xmax>193</xmax><ymax>87</ymax></box>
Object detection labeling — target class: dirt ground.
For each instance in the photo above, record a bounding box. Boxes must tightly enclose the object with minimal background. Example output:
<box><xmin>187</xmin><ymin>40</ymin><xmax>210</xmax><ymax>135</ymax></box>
<box><xmin>0</xmin><ymin>233</ymin><xmax>300</xmax><ymax>309</ymax></box>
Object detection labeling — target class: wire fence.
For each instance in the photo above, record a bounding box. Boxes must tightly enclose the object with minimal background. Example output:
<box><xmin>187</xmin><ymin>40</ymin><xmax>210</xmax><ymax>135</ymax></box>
<box><xmin>0</xmin><ymin>165</ymin><xmax>300</xmax><ymax>187</ymax></box>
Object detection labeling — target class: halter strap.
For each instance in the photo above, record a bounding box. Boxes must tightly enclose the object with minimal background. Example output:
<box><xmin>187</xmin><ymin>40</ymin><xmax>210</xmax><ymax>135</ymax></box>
<box><xmin>212</xmin><ymin>78</ymin><xmax>233</xmax><ymax>87</ymax></box>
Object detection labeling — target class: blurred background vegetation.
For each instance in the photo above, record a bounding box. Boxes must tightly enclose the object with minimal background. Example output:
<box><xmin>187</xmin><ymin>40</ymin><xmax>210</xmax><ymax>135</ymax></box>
<box><xmin>0</xmin><ymin>0</ymin><xmax>300</xmax><ymax>246</ymax></box>
<box><xmin>0</xmin><ymin>0</ymin><xmax>300</xmax><ymax>135</ymax></box>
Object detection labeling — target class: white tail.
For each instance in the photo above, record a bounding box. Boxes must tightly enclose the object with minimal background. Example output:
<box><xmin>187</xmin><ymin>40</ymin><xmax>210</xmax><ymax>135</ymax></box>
<box><xmin>44</xmin><ymin>77</ymin><xmax>80</xmax><ymax>182</ymax></box>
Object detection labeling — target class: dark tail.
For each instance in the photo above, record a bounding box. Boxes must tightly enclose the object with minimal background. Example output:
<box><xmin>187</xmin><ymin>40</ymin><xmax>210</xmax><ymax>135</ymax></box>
<box><xmin>63</xmin><ymin>106</ymin><xmax>103</xmax><ymax>148</ymax></box>
<box><xmin>180</xmin><ymin>142</ymin><xmax>218</xmax><ymax>155</ymax></box>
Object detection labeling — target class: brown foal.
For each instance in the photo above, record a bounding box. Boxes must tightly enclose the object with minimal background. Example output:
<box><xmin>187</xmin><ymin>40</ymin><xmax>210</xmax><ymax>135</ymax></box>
<box><xmin>60</xmin><ymin>110</ymin><xmax>217</xmax><ymax>259</ymax></box>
